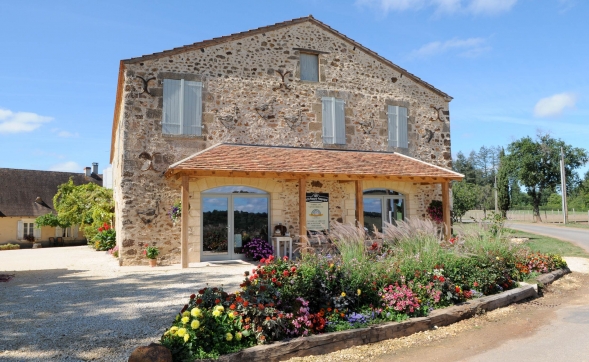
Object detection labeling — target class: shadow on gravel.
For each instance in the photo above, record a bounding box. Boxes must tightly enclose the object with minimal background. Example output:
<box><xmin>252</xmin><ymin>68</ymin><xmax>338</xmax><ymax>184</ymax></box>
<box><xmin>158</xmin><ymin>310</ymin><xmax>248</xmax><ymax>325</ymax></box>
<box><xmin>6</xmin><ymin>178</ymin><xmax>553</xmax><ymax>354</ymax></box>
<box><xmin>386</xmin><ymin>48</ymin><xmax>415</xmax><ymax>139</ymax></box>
<box><xmin>0</xmin><ymin>267</ymin><xmax>246</xmax><ymax>361</ymax></box>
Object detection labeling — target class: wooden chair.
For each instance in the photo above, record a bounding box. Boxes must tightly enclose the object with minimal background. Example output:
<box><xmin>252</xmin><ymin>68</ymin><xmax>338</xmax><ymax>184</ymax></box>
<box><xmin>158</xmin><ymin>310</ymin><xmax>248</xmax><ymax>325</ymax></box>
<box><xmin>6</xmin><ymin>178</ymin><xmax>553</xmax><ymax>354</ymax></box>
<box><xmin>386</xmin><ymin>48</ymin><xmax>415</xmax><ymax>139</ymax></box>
<box><xmin>48</xmin><ymin>237</ymin><xmax>56</xmax><ymax>247</ymax></box>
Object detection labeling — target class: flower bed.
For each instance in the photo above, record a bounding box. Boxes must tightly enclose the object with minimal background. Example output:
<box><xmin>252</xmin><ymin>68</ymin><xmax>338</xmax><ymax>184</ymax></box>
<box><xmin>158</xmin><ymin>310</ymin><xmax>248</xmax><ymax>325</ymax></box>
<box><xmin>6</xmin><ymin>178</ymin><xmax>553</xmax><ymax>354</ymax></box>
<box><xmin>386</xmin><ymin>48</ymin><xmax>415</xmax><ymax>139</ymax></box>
<box><xmin>160</xmin><ymin>219</ymin><xmax>567</xmax><ymax>361</ymax></box>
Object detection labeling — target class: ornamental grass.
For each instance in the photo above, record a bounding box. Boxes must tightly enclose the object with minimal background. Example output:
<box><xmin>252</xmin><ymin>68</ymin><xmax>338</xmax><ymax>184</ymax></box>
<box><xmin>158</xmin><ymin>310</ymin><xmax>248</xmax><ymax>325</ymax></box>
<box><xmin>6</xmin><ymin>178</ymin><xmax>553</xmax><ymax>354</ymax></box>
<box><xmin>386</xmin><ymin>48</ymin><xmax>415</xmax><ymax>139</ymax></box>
<box><xmin>161</xmin><ymin>219</ymin><xmax>567</xmax><ymax>361</ymax></box>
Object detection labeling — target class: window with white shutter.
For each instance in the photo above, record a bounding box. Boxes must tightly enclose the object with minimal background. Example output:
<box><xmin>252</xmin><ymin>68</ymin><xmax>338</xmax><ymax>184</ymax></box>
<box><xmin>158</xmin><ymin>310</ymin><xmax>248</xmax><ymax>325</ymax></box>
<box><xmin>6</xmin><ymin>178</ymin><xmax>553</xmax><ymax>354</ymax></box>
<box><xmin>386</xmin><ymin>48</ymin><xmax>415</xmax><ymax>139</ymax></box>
<box><xmin>300</xmin><ymin>53</ymin><xmax>319</xmax><ymax>82</ymax></box>
<box><xmin>162</xmin><ymin>79</ymin><xmax>203</xmax><ymax>136</ymax></box>
<box><xmin>322</xmin><ymin>97</ymin><xmax>346</xmax><ymax>145</ymax></box>
<box><xmin>17</xmin><ymin>220</ymin><xmax>23</xmax><ymax>239</ymax></box>
<box><xmin>387</xmin><ymin>105</ymin><xmax>408</xmax><ymax>148</ymax></box>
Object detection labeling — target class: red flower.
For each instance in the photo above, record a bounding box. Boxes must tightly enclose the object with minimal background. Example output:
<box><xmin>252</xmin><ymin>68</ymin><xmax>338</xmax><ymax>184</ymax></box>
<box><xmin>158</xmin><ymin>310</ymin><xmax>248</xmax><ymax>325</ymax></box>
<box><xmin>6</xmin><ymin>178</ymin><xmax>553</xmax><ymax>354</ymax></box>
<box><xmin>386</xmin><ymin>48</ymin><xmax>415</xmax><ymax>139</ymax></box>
<box><xmin>258</xmin><ymin>304</ymin><xmax>264</xmax><ymax>311</ymax></box>
<box><xmin>276</xmin><ymin>281</ymin><xmax>282</xmax><ymax>287</ymax></box>
<box><xmin>214</xmin><ymin>299</ymin><xmax>220</xmax><ymax>304</ymax></box>
<box><xmin>283</xmin><ymin>256</ymin><xmax>288</xmax><ymax>261</ymax></box>
<box><xmin>98</xmin><ymin>227</ymin><xmax>103</xmax><ymax>232</ymax></box>
<box><xmin>260</xmin><ymin>258</ymin><xmax>266</xmax><ymax>263</ymax></box>
<box><xmin>455</xmin><ymin>286</ymin><xmax>461</xmax><ymax>293</ymax></box>
<box><xmin>243</xmin><ymin>301</ymin><xmax>249</xmax><ymax>307</ymax></box>
<box><xmin>230</xmin><ymin>304</ymin><xmax>236</xmax><ymax>310</ymax></box>
<box><xmin>439</xmin><ymin>276</ymin><xmax>445</xmax><ymax>282</ymax></box>
<box><xmin>190</xmin><ymin>294</ymin><xmax>196</xmax><ymax>299</ymax></box>
<box><xmin>291</xmin><ymin>266</ymin><xmax>297</xmax><ymax>273</ymax></box>
<box><xmin>198</xmin><ymin>289</ymin><xmax>205</xmax><ymax>294</ymax></box>
<box><xmin>271</xmin><ymin>270</ymin><xmax>276</xmax><ymax>275</ymax></box>
<box><xmin>181</xmin><ymin>304</ymin><xmax>188</xmax><ymax>313</ymax></box>
<box><xmin>244</xmin><ymin>324</ymin><xmax>250</xmax><ymax>330</ymax></box>
<box><xmin>271</xmin><ymin>277</ymin><xmax>277</xmax><ymax>283</ymax></box>
<box><xmin>473</xmin><ymin>282</ymin><xmax>479</xmax><ymax>287</ymax></box>
<box><xmin>283</xmin><ymin>270</ymin><xmax>289</xmax><ymax>277</ymax></box>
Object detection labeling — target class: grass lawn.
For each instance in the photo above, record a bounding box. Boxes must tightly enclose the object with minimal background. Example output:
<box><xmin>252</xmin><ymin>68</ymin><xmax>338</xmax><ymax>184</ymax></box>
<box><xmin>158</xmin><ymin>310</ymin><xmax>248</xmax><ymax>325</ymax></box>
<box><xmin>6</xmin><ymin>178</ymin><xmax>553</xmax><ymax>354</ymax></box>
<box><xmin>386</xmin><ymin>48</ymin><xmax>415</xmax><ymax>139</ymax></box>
<box><xmin>504</xmin><ymin>228</ymin><xmax>589</xmax><ymax>258</ymax></box>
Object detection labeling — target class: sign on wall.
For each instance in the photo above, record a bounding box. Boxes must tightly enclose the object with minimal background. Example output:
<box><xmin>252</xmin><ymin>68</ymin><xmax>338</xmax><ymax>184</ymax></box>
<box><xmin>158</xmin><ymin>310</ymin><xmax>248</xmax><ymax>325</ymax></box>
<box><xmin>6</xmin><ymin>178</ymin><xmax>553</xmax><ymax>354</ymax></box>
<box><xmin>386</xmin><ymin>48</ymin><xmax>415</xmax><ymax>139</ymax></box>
<box><xmin>306</xmin><ymin>193</ymin><xmax>329</xmax><ymax>233</ymax></box>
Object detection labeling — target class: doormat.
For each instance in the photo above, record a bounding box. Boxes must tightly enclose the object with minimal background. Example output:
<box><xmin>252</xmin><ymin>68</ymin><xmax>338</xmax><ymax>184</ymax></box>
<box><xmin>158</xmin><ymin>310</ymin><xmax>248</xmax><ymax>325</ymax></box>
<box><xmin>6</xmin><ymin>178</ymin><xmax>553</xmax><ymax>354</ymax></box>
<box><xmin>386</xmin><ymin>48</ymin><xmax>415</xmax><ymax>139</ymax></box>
<box><xmin>0</xmin><ymin>274</ymin><xmax>15</xmax><ymax>282</ymax></box>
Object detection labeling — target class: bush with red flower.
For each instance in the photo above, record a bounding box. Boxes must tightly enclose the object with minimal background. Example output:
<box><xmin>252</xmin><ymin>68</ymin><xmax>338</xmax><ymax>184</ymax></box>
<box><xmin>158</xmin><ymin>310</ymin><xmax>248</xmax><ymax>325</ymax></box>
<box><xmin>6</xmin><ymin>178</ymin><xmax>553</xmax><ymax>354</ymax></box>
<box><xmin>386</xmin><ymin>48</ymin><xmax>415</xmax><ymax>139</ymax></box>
<box><xmin>93</xmin><ymin>223</ymin><xmax>116</xmax><ymax>251</ymax></box>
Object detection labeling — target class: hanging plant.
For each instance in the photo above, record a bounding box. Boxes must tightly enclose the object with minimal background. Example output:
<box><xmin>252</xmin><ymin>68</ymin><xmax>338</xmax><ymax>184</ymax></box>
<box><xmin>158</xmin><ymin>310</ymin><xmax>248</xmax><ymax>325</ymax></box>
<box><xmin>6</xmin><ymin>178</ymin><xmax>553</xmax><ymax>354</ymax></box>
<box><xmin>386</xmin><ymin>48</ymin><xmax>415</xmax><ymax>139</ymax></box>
<box><xmin>426</xmin><ymin>200</ymin><xmax>443</xmax><ymax>224</ymax></box>
<box><xmin>169</xmin><ymin>200</ymin><xmax>182</xmax><ymax>225</ymax></box>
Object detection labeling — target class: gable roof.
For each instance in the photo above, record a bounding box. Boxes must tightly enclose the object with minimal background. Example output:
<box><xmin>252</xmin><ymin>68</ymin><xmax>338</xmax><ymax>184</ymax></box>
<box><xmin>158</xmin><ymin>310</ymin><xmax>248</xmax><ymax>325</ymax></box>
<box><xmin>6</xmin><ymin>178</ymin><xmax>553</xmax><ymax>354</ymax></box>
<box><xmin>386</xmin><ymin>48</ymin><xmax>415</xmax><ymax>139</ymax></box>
<box><xmin>166</xmin><ymin>143</ymin><xmax>463</xmax><ymax>182</ymax></box>
<box><xmin>0</xmin><ymin>168</ymin><xmax>102</xmax><ymax>217</ymax></box>
<box><xmin>110</xmin><ymin>16</ymin><xmax>452</xmax><ymax>163</ymax></box>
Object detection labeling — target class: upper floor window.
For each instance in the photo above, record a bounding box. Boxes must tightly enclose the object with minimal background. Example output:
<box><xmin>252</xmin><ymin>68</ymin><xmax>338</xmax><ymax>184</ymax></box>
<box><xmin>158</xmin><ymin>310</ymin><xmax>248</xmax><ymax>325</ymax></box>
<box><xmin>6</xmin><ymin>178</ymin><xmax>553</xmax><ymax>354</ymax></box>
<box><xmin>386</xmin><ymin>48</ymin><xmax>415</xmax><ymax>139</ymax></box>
<box><xmin>387</xmin><ymin>105</ymin><xmax>408</xmax><ymax>148</ymax></box>
<box><xmin>322</xmin><ymin>97</ymin><xmax>346</xmax><ymax>145</ymax></box>
<box><xmin>300</xmin><ymin>53</ymin><xmax>319</xmax><ymax>82</ymax></box>
<box><xmin>162</xmin><ymin>79</ymin><xmax>203</xmax><ymax>136</ymax></box>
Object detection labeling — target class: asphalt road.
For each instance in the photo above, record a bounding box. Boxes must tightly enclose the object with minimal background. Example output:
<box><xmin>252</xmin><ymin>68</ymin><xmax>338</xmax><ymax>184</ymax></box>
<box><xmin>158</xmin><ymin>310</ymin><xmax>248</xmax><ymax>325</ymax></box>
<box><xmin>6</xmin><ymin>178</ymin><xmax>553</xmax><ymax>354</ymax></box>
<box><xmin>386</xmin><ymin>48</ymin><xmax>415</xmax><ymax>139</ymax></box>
<box><xmin>507</xmin><ymin>222</ymin><xmax>589</xmax><ymax>252</ymax></box>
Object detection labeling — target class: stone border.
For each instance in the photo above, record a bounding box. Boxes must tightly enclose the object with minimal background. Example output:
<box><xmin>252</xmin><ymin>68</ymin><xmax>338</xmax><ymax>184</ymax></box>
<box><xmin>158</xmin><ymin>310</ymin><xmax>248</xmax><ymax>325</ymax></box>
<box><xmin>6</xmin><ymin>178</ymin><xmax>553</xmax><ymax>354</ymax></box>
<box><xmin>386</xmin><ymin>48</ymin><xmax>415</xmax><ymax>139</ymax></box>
<box><xmin>214</xmin><ymin>268</ymin><xmax>570</xmax><ymax>362</ymax></box>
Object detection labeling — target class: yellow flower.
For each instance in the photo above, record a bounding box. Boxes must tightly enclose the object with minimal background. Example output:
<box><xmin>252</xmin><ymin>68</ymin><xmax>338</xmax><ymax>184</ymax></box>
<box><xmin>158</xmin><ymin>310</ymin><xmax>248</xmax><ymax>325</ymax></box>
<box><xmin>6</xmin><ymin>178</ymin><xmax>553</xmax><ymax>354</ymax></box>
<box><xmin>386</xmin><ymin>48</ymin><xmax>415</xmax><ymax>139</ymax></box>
<box><xmin>215</xmin><ymin>305</ymin><xmax>225</xmax><ymax>313</ymax></box>
<box><xmin>191</xmin><ymin>320</ymin><xmax>200</xmax><ymax>329</ymax></box>
<box><xmin>191</xmin><ymin>308</ymin><xmax>202</xmax><ymax>318</ymax></box>
<box><xmin>184</xmin><ymin>334</ymin><xmax>190</xmax><ymax>343</ymax></box>
<box><xmin>182</xmin><ymin>311</ymin><xmax>191</xmax><ymax>317</ymax></box>
<box><xmin>235</xmin><ymin>332</ymin><xmax>243</xmax><ymax>341</ymax></box>
<box><xmin>181</xmin><ymin>316</ymin><xmax>190</xmax><ymax>324</ymax></box>
<box><xmin>212</xmin><ymin>310</ymin><xmax>222</xmax><ymax>317</ymax></box>
<box><xmin>496</xmin><ymin>256</ymin><xmax>500</xmax><ymax>260</ymax></box>
<box><xmin>170</xmin><ymin>326</ymin><xmax>179</xmax><ymax>335</ymax></box>
<box><xmin>341</xmin><ymin>292</ymin><xmax>346</xmax><ymax>297</ymax></box>
<box><xmin>226</xmin><ymin>332</ymin><xmax>233</xmax><ymax>341</ymax></box>
<box><xmin>177</xmin><ymin>328</ymin><xmax>187</xmax><ymax>337</ymax></box>
<box><xmin>228</xmin><ymin>311</ymin><xmax>236</xmax><ymax>319</ymax></box>
<box><xmin>357</xmin><ymin>289</ymin><xmax>362</xmax><ymax>296</ymax></box>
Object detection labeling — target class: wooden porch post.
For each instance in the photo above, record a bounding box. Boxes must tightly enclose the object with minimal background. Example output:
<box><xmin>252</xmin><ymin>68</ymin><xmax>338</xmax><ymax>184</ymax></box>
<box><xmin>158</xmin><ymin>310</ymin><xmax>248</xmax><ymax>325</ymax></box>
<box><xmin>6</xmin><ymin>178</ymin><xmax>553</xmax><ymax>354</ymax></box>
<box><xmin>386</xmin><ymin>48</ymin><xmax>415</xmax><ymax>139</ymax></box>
<box><xmin>441</xmin><ymin>181</ymin><xmax>451</xmax><ymax>241</ymax></box>
<box><xmin>299</xmin><ymin>178</ymin><xmax>307</xmax><ymax>238</ymax></box>
<box><xmin>355</xmin><ymin>180</ymin><xmax>364</xmax><ymax>228</ymax></box>
<box><xmin>181</xmin><ymin>176</ymin><xmax>189</xmax><ymax>268</ymax></box>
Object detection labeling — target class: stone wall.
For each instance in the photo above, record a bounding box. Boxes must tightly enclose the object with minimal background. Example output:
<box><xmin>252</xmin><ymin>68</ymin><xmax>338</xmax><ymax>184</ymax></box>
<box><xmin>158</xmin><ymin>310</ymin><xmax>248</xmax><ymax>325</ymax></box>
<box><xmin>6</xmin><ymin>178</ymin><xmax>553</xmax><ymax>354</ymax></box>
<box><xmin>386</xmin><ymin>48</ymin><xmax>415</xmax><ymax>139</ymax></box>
<box><xmin>113</xmin><ymin>20</ymin><xmax>453</xmax><ymax>265</ymax></box>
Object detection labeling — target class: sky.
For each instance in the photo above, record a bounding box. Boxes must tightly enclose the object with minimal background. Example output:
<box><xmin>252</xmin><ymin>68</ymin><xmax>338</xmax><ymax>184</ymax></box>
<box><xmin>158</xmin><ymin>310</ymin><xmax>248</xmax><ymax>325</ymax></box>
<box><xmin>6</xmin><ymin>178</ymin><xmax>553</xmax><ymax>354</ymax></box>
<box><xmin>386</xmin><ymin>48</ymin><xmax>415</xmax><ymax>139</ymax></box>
<box><xmin>1</xmin><ymin>0</ymin><xmax>588</xmax><ymax>176</ymax></box>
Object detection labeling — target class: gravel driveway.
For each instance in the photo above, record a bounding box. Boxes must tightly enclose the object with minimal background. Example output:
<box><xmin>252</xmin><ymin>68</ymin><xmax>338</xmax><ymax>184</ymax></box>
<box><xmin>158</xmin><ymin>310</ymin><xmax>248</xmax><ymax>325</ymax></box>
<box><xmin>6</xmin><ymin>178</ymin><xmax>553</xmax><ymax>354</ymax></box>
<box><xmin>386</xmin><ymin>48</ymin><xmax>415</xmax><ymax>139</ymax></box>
<box><xmin>0</xmin><ymin>246</ymin><xmax>254</xmax><ymax>361</ymax></box>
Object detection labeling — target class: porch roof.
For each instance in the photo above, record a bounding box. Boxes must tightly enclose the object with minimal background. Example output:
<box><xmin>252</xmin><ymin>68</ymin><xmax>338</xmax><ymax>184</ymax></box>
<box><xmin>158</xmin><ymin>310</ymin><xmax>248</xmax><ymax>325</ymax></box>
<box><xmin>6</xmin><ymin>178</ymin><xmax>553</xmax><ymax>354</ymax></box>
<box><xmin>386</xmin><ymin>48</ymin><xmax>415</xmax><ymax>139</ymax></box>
<box><xmin>166</xmin><ymin>144</ymin><xmax>463</xmax><ymax>182</ymax></box>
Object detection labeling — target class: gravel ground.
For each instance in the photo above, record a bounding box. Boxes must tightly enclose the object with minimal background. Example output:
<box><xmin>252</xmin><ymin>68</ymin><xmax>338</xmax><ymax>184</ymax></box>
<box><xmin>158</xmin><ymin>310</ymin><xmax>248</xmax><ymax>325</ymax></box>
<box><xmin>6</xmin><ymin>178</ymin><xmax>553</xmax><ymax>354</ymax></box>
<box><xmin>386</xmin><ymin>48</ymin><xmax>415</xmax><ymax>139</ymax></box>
<box><xmin>0</xmin><ymin>246</ymin><xmax>254</xmax><ymax>362</ymax></box>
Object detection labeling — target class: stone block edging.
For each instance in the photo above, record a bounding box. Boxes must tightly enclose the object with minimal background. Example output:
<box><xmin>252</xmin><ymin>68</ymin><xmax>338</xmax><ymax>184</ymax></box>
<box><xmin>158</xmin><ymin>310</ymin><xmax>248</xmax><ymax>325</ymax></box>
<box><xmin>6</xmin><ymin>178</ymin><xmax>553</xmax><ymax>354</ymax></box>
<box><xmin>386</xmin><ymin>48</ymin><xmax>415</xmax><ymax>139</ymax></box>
<box><xmin>213</xmin><ymin>268</ymin><xmax>570</xmax><ymax>362</ymax></box>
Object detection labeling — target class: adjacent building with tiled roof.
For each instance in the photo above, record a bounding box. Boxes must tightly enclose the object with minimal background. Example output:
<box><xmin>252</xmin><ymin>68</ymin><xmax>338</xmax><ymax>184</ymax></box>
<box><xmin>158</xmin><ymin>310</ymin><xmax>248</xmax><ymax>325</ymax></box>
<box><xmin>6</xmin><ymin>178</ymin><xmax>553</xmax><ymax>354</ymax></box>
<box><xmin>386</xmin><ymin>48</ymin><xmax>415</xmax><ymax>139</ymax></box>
<box><xmin>0</xmin><ymin>166</ymin><xmax>102</xmax><ymax>245</ymax></box>
<box><xmin>110</xmin><ymin>16</ymin><xmax>462</xmax><ymax>266</ymax></box>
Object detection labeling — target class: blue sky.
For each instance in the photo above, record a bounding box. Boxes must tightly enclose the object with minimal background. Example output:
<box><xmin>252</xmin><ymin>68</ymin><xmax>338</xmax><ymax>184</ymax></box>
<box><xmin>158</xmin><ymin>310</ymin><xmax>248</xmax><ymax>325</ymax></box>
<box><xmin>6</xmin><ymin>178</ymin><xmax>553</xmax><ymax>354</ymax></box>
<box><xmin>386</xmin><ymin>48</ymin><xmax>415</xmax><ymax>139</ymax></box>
<box><xmin>1</xmin><ymin>0</ymin><xmax>587</xmax><ymax>176</ymax></box>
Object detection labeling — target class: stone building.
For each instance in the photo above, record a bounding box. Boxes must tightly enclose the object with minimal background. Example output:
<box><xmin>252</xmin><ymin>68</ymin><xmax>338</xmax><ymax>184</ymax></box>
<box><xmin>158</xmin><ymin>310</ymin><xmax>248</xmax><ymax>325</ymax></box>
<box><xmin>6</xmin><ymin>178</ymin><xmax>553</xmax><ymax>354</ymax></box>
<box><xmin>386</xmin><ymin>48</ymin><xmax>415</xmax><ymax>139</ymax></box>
<box><xmin>110</xmin><ymin>16</ymin><xmax>463</xmax><ymax>266</ymax></box>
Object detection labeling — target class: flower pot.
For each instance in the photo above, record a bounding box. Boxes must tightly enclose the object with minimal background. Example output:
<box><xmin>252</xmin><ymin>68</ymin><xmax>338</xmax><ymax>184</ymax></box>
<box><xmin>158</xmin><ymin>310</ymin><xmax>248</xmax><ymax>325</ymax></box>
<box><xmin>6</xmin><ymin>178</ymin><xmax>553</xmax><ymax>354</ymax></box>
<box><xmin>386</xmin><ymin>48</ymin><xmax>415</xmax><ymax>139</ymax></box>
<box><xmin>149</xmin><ymin>259</ymin><xmax>157</xmax><ymax>267</ymax></box>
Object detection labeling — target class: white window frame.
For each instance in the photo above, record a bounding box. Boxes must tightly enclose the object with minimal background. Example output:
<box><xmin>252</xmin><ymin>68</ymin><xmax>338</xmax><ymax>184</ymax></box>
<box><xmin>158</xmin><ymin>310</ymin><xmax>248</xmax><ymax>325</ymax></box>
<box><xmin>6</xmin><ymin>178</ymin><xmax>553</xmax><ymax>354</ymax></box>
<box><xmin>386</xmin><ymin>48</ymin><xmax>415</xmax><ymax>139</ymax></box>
<box><xmin>321</xmin><ymin>97</ymin><xmax>346</xmax><ymax>145</ymax></box>
<box><xmin>18</xmin><ymin>219</ymin><xmax>40</xmax><ymax>240</ymax></box>
<box><xmin>387</xmin><ymin>105</ymin><xmax>409</xmax><ymax>148</ymax></box>
<box><xmin>162</xmin><ymin>79</ymin><xmax>203</xmax><ymax>136</ymax></box>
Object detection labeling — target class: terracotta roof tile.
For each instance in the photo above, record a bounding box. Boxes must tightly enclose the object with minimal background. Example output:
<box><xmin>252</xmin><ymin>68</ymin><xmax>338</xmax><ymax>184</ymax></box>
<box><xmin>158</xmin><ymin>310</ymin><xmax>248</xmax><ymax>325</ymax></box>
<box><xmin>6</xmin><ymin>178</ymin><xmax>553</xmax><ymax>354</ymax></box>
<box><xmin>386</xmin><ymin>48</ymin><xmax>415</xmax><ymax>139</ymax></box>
<box><xmin>167</xmin><ymin>144</ymin><xmax>463</xmax><ymax>182</ymax></box>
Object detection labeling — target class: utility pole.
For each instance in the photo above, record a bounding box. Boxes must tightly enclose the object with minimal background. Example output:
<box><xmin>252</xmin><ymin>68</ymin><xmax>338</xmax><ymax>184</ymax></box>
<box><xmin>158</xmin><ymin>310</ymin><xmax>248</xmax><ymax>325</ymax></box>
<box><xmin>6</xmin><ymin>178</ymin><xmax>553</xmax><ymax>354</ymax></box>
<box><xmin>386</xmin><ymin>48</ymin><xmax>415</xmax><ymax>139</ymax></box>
<box><xmin>560</xmin><ymin>147</ymin><xmax>568</xmax><ymax>224</ymax></box>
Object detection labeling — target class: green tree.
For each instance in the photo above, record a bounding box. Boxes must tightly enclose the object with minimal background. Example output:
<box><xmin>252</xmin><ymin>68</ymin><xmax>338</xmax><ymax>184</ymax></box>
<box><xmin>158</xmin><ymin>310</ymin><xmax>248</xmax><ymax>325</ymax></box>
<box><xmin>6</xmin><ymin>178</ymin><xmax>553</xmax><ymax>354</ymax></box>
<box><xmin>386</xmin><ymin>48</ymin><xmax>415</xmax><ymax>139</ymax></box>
<box><xmin>496</xmin><ymin>148</ymin><xmax>510</xmax><ymax>217</ymax></box>
<box><xmin>504</xmin><ymin>134</ymin><xmax>588</xmax><ymax>222</ymax></box>
<box><xmin>35</xmin><ymin>178</ymin><xmax>114</xmax><ymax>241</ymax></box>
<box><xmin>452</xmin><ymin>182</ymin><xmax>478</xmax><ymax>222</ymax></box>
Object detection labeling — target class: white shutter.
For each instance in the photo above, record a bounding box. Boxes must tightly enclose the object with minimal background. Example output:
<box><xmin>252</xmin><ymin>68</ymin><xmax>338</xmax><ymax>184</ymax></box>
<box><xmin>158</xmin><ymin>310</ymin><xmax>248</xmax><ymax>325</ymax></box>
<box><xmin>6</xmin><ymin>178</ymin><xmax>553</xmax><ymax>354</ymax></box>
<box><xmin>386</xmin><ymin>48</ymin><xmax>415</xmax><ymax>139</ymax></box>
<box><xmin>34</xmin><ymin>225</ymin><xmax>41</xmax><ymax>238</ymax></box>
<box><xmin>17</xmin><ymin>221</ymin><xmax>23</xmax><ymax>239</ymax></box>
<box><xmin>398</xmin><ymin>107</ymin><xmax>408</xmax><ymax>148</ymax></box>
<box><xmin>162</xmin><ymin>79</ymin><xmax>182</xmax><ymax>135</ymax></box>
<box><xmin>55</xmin><ymin>226</ymin><xmax>63</xmax><ymax>237</ymax></box>
<box><xmin>183</xmin><ymin>81</ymin><xmax>203</xmax><ymax>136</ymax></box>
<box><xmin>388</xmin><ymin>105</ymin><xmax>399</xmax><ymax>147</ymax></box>
<box><xmin>300</xmin><ymin>53</ymin><xmax>319</xmax><ymax>81</ymax></box>
<box><xmin>322</xmin><ymin>97</ymin><xmax>335</xmax><ymax>144</ymax></box>
<box><xmin>334</xmin><ymin>99</ymin><xmax>346</xmax><ymax>144</ymax></box>
<box><xmin>73</xmin><ymin>225</ymin><xmax>79</xmax><ymax>238</ymax></box>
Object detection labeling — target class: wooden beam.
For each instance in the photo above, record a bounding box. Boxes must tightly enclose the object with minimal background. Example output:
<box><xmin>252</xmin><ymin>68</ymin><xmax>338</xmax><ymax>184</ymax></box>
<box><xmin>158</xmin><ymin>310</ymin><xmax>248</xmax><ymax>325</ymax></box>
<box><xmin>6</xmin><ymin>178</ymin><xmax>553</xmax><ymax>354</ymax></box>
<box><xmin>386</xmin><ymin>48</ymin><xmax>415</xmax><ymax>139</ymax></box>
<box><xmin>355</xmin><ymin>180</ymin><xmax>364</xmax><ymax>228</ymax></box>
<box><xmin>181</xmin><ymin>176</ymin><xmax>189</xmax><ymax>269</ymax></box>
<box><xmin>441</xmin><ymin>181</ymin><xmax>451</xmax><ymax>241</ymax></box>
<box><xmin>299</xmin><ymin>179</ymin><xmax>307</xmax><ymax>239</ymax></box>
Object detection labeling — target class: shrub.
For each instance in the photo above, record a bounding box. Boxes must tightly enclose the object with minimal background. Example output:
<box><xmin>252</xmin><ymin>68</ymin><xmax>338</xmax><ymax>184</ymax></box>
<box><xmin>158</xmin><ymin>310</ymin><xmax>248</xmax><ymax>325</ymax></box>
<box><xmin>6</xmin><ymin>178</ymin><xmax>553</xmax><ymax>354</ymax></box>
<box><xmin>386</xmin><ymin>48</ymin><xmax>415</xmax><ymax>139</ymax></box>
<box><xmin>0</xmin><ymin>243</ymin><xmax>20</xmax><ymax>250</ymax></box>
<box><xmin>93</xmin><ymin>223</ymin><xmax>116</xmax><ymax>251</ymax></box>
<box><xmin>242</xmin><ymin>237</ymin><xmax>273</xmax><ymax>261</ymax></box>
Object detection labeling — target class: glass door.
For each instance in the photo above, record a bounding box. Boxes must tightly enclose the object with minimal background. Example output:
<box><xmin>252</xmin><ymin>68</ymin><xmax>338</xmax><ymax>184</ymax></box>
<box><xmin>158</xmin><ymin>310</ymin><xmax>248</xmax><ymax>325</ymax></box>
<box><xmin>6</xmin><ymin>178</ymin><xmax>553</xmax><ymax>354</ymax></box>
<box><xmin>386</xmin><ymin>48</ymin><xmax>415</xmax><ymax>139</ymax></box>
<box><xmin>363</xmin><ymin>198</ymin><xmax>383</xmax><ymax>233</ymax></box>
<box><xmin>201</xmin><ymin>186</ymin><xmax>270</xmax><ymax>261</ymax></box>
<box><xmin>202</xmin><ymin>197</ymin><xmax>229</xmax><ymax>256</ymax></box>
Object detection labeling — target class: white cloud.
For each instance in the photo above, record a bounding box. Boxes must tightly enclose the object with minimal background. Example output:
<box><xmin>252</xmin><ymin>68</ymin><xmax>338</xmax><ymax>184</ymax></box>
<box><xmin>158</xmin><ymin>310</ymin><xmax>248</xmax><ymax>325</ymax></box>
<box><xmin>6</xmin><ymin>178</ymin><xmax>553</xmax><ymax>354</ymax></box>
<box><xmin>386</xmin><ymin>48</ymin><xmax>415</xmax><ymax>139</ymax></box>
<box><xmin>534</xmin><ymin>93</ymin><xmax>577</xmax><ymax>118</ymax></box>
<box><xmin>0</xmin><ymin>108</ymin><xmax>53</xmax><ymax>134</ymax></box>
<box><xmin>57</xmin><ymin>130</ymin><xmax>79</xmax><ymax>138</ymax></box>
<box><xmin>356</xmin><ymin>0</ymin><xmax>517</xmax><ymax>15</ymax></box>
<box><xmin>49</xmin><ymin>161</ymin><xmax>82</xmax><ymax>173</ymax></box>
<box><xmin>409</xmin><ymin>37</ymin><xmax>489</xmax><ymax>58</ymax></box>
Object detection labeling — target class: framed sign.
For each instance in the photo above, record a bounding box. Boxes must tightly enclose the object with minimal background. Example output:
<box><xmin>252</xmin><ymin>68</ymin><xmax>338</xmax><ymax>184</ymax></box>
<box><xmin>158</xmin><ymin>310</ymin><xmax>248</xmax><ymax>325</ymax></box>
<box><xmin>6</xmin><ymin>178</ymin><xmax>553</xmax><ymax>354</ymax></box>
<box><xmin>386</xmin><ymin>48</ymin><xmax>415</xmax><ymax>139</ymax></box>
<box><xmin>306</xmin><ymin>193</ymin><xmax>329</xmax><ymax>233</ymax></box>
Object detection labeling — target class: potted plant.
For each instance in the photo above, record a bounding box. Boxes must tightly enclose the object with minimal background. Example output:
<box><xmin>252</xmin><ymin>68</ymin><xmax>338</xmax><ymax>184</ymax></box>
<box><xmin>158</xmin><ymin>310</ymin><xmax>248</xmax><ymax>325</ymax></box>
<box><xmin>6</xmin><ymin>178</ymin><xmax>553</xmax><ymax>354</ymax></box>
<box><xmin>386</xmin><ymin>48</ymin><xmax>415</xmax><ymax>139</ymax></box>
<box><xmin>168</xmin><ymin>201</ymin><xmax>181</xmax><ymax>225</ymax></box>
<box><xmin>144</xmin><ymin>246</ymin><xmax>159</xmax><ymax>267</ymax></box>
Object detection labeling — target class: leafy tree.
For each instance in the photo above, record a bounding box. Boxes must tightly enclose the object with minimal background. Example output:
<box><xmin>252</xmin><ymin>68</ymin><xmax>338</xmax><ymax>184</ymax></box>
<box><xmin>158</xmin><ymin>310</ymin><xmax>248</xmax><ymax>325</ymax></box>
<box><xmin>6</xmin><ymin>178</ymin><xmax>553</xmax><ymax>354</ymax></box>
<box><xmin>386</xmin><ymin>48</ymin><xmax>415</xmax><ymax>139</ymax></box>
<box><xmin>496</xmin><ymin>148</ymin><xmax>510</xmax><ymax>217</ymax></box>
<box><xmin>35</xmin><ymin>178</ymin><xmax>114</xmax><ymax>241</ymax></box>
<box><xmin>504</xmin><ymin>134</ymin><xmax>588</xmax><ymax>222</ymax></box>
<box><xmin>452</xmin><ymin>182</ymin><xmax>478</xmax><ymax>222</ymax></box>
<box><xmin>453</xmin><ymin>151</ymin><xmax>478</xmax><ymax>184</ymax></box>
